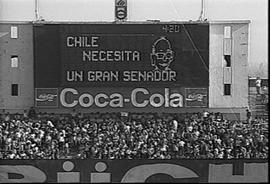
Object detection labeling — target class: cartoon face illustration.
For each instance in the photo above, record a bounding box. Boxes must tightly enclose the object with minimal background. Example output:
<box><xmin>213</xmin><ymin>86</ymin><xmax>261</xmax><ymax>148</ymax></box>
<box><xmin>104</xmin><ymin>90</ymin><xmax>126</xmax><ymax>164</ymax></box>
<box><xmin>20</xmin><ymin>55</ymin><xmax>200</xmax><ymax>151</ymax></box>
<box><xmin>150</xmin><ymin>37</ymin><xmax>174</xmax><ymax>71</ymax></box>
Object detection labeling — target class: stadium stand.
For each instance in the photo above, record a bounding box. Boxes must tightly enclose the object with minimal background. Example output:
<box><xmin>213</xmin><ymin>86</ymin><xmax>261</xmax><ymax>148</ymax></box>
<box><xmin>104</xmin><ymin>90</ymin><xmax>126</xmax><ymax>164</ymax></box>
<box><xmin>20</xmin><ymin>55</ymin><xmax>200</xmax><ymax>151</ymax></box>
<box><xmin>0</xmin><ymin>111</ymin><xmax>268</xmax><ymax>159</ymax></box>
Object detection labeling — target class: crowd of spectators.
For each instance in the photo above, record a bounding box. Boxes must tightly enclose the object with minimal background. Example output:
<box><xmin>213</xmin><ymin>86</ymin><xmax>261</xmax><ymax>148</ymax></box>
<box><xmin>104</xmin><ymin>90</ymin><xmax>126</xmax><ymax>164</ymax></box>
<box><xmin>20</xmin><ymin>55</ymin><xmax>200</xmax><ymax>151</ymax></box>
<box><xmin>0</xmin><ymin>110</ymin><xmax>268</xmax><ymax>159</ymax></box>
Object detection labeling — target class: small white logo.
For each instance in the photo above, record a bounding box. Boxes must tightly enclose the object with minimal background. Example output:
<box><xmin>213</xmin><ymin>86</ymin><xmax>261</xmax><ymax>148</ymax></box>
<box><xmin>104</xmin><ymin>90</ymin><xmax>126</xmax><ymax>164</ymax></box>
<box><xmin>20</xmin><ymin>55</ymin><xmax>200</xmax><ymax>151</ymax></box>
<box><xmin>36</xmin><ymin>94</ymin><xmax>57</xmax><ymax>102</ymax></box>
<box><xmin>186</xmin><ymin>93</ymin><xmax>206</xmax><ymax>102</ymax></box>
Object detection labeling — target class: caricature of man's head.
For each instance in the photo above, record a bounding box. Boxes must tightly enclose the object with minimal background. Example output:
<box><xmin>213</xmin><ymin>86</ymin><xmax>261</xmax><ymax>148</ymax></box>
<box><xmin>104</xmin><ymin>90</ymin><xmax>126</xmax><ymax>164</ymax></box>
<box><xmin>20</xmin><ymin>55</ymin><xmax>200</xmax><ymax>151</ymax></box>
<box><xmin>150</xmin><ymin>37</ymin><xmax>174</xmax><ymax>71</ymax></box>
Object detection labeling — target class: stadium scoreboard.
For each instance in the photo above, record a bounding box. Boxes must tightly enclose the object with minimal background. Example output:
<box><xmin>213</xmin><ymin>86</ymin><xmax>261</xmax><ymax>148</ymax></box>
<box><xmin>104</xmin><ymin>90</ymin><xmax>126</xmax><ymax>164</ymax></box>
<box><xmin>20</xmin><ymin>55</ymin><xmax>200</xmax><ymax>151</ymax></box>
<box><xmin>34</xmin><ymin>23</ymin><xmax>209</xmax><ymax>109</ymax></box>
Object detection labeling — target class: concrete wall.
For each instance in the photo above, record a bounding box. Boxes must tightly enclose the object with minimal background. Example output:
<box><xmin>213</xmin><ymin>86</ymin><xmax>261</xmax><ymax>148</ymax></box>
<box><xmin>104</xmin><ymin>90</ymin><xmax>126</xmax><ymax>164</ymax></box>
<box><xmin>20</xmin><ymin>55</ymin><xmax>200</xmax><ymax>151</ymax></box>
<box><xmin>0</xmin><ymin>22</ymin><xmax>34</xmax><ymax>111</ymax></box>
<box><xmin>209</xmin><ymin>22</ymin><xmax>249</xmax><ymax>109</ymax></box>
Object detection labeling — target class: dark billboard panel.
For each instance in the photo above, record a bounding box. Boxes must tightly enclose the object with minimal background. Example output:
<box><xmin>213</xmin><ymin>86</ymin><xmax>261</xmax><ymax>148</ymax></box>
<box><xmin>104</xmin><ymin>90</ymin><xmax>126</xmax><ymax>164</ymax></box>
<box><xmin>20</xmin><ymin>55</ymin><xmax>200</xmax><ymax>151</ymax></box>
<box><xmin>34</xmin><ymin>25</ymin><xmax>61</xmax><ymax>88</ymax></box>
<box><xmin>34</xmin><ymin>23</ymin><xmax>209</xmax><ymax>88</ymax></box>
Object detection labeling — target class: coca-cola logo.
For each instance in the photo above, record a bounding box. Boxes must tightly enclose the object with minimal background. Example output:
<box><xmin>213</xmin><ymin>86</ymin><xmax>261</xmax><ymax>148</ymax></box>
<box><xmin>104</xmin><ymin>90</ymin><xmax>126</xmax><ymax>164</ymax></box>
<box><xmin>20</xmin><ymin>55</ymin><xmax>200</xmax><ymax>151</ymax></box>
<box><xmin>35</xmin><ymin>88</ymin><xmax>58</xmax><ymax>107</ymax></box>
<box><xmin>36</xmin><ymin>94</ymin><xmax>57</xmax><ymax>102</ymax></box>
<box><xmin>185</xmin><ymin>88</ymin><xmax>208</xmax><ymax>107</ymax></box>
<box><xmin>186</xmin><ymin>93</ymin><xmax>206</xmax><ymax>102</ymax></box>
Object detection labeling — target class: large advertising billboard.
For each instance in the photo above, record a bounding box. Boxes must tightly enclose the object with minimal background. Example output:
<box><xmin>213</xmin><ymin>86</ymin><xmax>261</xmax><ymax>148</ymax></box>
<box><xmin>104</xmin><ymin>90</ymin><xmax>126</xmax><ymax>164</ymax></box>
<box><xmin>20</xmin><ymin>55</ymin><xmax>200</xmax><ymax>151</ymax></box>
<box><xmin>34</xmin><ymin>23</ymin><xmax>209</xmax><ymax>109</ymax></box>
<box><xmin>0</xmin><ymin>159</ymin><xmax>268</xmax><ymax>183</ymax></box>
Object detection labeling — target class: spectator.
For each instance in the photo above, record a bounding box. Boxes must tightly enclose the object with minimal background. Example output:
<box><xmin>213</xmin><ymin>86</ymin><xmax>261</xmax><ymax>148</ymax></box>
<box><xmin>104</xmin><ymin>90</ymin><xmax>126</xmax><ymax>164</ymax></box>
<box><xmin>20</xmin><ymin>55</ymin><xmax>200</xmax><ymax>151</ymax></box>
<box><xmin>261</xmin><ymin>86</ymin><xmax>268</xmax><ymax>104</ymax></box>
<box><xmin>202</xmin><ymin>110</ymin><xmax>209</xmax><ymax>120</ymax></box>
<box><xmin>255</xmin><ymin>77</ymin><xmax>262</xmax><ymax>95</ymax></box>
<box><xmin>28</xmin><ymin>107</ymin><xmax>36</xmax><ymax>119</ymax></box>
<box><xmin>23</xmin><ymin>109</ymin><xmax>28</xmax><ymax>118</ymax></box>
<box><xmin>246</xmin><ymin>107</ymin><xmax>252</xmax><ymax>123</ymax></box>
<box><xmin>71</xmin><ymin>109</ymin><xmax>77</xmax><ymax>118</ymax></box>
<box><xmin>0</xmin><ymin>109</ymin><xmax>6</xmax><ymax>120</ymax></box>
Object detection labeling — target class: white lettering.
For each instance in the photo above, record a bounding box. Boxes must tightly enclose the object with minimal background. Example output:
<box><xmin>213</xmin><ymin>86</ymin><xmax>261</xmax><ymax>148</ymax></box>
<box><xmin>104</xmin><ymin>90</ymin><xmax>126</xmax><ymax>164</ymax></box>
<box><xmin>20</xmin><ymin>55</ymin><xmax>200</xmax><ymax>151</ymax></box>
<box><xmin>78</xmin><ymin>94</ymin><xmax>94</xmax><ymax>107</ymax></box>
<box><xmin>99</xmin><ymin>51</ymin><xmax>106</xmax><ymax>61</ymax></box>
<box><xmin>0</xmin><ymin>162</ymin><xmax>267</xmax><ymax>183</ymax></box>
<box><xmin>149</xmin><ymin>93</ymin><xmax>164</xmax><ymax>107</ymax></box>
<box><xmin>121</xmin><ymin>164</ymin><xmax>198</xmax><ymax>183</ymax></box>
<box><xmin>109</xmin><ymin>93</ymin><xmax>123</xmax><ymax>107</ymax></box>
<box><xmin>60</xmin><ymin>88</ymin><xmax>78</xmax><ymax>107</ymax></box>
<box><xmin>0</xmin><ymin>165</ymin><xmax>46</xmax><ymax>183</ymax></box>
<box><xmin>95</xmin><ymin>94</ymin><xmax>109</xmax><ymax>107</ymax></box>
<box><xmin>92</xmin><ymin>51</ymin><xmax>98</xmax><ymax>61</ymax></box>
<box><xmin>82</xmin><ymin>50</ymin><xmax>141</xmax><ymax>62</ymax></box>
<box><xmin>131</xmin><ymin>88</ymin><xmax>149</xmax><ymax>107</ymax></box>
<box><xmin>83</xmin><ymin>51</ymin><xmax>90</xmax><ymax>61</ymax></box>
<box><xmin>59</xmin><ymin>88</ymin><xmax>183</xmax><ymax>108</ymax></box>
<box><xmin>87</xmin><ymin>71</ymin><xmax>119</xmax><ymax>82</ymax></box>
<box><xmin>66</xmin><ymin>71</ymin><xmax>83</xmax><ymax>82</ymax></box>
<box><xmin>121</xmin><ymin>70</ymin><xmax>177</xmax><ymax>82</ymax></box>
<box><xmin>67</xmin><ymin>37</ymin><xmax>74</xmax><ymax>47</ymax></box>
<box><xmin>164</xmin><ymin>88</ymin><xmax>169</xmax><ymax>107</ymax></box>
<box><xmin>91</xmin><ymin>36</ymin><xmax>99</xmax><ymax>47</ymax></box>
<box><xmin>169</xmin><ymin>93</ymin><xmax>183</xmax><ymax>107</ymax></box>
<box><xmin>66</xmin><ymin>36</ymin><xmax>99</xmax><ymax>48</ymax></box>
<box><xmin>123</xmin><ymin>71</ymin><xmax>130</xmax><ymax>81</ymax></box>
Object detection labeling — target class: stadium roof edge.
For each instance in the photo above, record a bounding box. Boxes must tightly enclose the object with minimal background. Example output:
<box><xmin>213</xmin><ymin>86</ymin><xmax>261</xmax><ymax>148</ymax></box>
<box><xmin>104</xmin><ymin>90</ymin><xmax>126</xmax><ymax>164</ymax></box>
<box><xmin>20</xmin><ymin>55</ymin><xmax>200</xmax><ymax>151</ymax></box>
<box><xmin>0</xmin><ymin>21</ymin><xmax>33</xmax><ymax>24</ymax></box>
<box><xmin>0</xmin><ymin>20</ymin><xmax>251</xmax><ymax>25</ymax></box>
<box><xmin>209</xmin><ymin>20</ymin><xmax>251</xmax><ymax>24</ymax></box>
<box><xmin>32</xmin><ymin>20</ymin><xmax>209</xmax><ymax>24</ymax></box>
